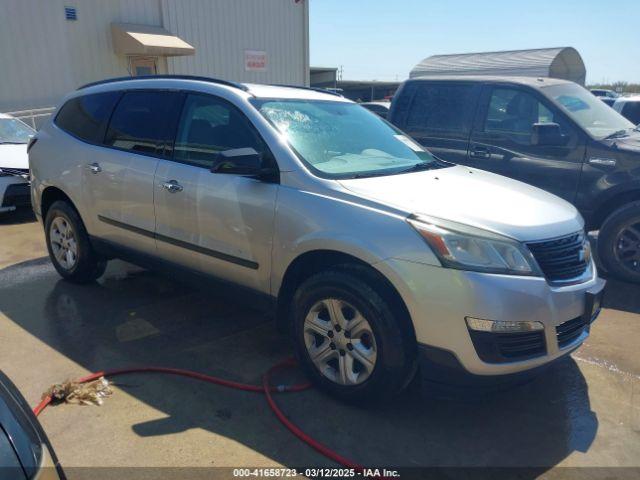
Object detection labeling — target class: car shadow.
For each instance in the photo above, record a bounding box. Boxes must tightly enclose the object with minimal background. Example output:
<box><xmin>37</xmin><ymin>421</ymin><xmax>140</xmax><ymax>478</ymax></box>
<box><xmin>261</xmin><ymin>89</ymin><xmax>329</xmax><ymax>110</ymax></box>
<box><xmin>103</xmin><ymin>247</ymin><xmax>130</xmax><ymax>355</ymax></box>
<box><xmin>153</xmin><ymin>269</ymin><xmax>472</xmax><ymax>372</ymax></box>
<box><xmin>0</xmin><ymin>258</ymin><xmax>598</xmax><ymax>474</ymax></box>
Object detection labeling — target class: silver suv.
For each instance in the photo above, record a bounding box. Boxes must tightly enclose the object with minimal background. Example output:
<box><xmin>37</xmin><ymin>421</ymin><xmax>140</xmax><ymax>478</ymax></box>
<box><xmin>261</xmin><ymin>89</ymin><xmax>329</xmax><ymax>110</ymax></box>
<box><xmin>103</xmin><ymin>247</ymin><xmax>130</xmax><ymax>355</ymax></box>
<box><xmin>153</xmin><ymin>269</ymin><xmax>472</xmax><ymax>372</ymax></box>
<box><xmin>29</xmin><ymin>76</ymin><xmax>605</xmax><ymax>401</ymax></box>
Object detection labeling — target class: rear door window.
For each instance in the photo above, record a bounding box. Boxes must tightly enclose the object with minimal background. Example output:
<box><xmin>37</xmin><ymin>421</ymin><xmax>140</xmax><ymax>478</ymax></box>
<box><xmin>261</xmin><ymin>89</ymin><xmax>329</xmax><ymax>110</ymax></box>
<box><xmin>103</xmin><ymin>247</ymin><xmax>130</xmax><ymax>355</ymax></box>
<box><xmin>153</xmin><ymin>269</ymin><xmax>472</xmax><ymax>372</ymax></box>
<box><xmin>405</xmin><ymin>83</ymin><xmax>476</xmax><ymax>135</ymax></box>
<box><xmin>104</xmin><ymin>91</ymin><xmax>184</xmax><ymax>157</ymax></box>
<box><xmin>55</xmin><ymin>92</ymin><xmax>121</xmax><ymax>143</ymax></box>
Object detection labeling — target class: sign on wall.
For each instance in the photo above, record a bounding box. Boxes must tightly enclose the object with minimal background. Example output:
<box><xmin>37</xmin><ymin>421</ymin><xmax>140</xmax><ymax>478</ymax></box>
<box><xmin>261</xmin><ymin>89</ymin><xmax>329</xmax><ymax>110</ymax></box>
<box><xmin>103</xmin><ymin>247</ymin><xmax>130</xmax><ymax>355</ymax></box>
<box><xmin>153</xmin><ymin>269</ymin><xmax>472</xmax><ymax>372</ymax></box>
<box><xmin>245</xmin><ymin>50</ymin><xmax>267</xmax><ymax>72</ymax></box>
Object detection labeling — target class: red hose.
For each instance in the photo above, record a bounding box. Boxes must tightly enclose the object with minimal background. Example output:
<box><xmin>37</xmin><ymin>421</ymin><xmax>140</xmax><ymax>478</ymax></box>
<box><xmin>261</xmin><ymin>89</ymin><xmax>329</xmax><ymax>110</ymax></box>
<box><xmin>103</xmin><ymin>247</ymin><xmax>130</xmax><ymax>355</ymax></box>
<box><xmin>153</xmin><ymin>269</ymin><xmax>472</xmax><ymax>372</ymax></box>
<box><xmin>32</xmin><ymin>359</ymin><xmax>363</xmax><ymax>471</ymax></box>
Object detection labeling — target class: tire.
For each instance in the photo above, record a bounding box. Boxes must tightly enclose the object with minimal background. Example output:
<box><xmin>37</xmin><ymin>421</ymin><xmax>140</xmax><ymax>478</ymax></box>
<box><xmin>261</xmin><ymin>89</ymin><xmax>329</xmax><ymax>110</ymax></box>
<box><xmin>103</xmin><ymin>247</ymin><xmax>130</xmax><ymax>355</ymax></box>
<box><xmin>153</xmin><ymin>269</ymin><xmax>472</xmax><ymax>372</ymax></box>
<box><xmin>291</xmin><ymin>267</ymin><xmax>417</xmax><ymax>403</ymax></box>
<box><xmin>598</xmin><ymin>201</ymin><xmax>640</xmax><ymax>284</ymax></box>
<box><xmin>44</xmin><ymin>200</ymin><xmax>107</xmax><ymax>283</ymax></box>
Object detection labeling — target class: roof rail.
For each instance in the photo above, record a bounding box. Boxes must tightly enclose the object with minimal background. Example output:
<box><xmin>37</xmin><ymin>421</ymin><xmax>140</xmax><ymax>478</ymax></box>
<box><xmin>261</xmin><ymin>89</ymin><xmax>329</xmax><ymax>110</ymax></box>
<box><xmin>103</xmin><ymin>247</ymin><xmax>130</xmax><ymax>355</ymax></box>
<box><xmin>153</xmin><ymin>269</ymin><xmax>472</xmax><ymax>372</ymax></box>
<box><xmin>78</xmin><ymin>75</ymin><xmax>249</xmax><ymax>92</ymax></box>
<box><xmin>269</xmin><ymin>84</ymin><xmax>344</xmax><ymax>97</ymax></box>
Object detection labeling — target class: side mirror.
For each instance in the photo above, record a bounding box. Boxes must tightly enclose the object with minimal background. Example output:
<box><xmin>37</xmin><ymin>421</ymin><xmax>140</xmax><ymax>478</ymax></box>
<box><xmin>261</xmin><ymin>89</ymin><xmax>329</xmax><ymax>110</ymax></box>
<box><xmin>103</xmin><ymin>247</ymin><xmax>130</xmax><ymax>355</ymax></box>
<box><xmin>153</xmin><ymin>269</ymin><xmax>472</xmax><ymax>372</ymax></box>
<box><xmin>211</xmin><ymin>148</ymin><xmax>263</xmax><ymax>176</ymax></box>
<box><xmin>531</xmin><ymin>122</ymin><xmax>564</xmax><ymax>146</ymax></box>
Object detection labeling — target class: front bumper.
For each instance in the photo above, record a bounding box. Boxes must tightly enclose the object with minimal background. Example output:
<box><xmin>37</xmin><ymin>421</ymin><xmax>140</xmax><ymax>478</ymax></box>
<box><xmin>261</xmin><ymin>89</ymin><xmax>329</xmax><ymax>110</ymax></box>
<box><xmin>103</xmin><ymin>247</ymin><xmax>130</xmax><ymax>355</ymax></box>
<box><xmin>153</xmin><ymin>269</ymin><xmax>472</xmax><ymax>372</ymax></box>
<box><xmin>376</xmin><ymin>258</ymin><xmax>605</xmax><ymax>377</ymax></box>
<box><xmin>0</xmin><ymin>175</ymin><xmax>30</xmax><ymax>212</ymax></box>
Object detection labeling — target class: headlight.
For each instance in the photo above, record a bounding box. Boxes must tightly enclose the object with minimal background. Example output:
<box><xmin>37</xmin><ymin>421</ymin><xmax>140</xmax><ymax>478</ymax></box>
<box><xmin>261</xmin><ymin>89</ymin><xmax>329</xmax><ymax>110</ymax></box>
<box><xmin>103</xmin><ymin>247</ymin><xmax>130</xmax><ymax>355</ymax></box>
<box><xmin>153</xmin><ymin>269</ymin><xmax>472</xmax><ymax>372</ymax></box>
<box><xmin>407</xmin><ymin>214</ymin><xmax>542</xmax><ymax>276</ymax></box>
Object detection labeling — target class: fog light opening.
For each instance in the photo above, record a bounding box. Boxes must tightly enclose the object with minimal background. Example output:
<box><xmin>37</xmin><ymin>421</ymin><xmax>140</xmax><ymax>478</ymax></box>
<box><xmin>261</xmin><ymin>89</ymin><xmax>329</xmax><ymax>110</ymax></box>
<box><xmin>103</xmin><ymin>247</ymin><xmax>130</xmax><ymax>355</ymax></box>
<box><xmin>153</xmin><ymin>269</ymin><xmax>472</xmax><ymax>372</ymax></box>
<box><xmin>465</xmin><ymin>316</ymin><xmax>544</xmax><ymax>333</ymax></box>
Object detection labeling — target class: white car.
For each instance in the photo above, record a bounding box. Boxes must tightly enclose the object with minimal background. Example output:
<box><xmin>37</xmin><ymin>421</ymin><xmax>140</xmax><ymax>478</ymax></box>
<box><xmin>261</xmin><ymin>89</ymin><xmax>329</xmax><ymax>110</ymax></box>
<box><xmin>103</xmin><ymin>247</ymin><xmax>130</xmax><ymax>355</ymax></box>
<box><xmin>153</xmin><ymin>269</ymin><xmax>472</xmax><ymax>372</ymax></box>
<box><xmin>612</xmin><ymin>96</ymin><xmax>640</xmax><ymax>126</ymax></box>
<box><xmin>0</xmin><ymin>113</ymin><xmax>34</xmax><ymax>213</ymax></box>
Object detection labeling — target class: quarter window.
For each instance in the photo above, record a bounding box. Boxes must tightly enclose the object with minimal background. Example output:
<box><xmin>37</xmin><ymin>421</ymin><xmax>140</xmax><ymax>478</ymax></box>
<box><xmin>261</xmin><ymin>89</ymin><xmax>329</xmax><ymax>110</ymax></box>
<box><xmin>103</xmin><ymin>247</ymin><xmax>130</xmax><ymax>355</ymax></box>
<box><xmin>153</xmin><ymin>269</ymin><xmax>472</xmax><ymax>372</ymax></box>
<box><xmin>405</xmin><ymin>84</ymin><xmax>476</xmax><ymax>134</ymax></box>
<box><xmin>104</xmin><ymin>91</ymin><xmax>184</xmax><ymax>157</ymax></box>
<box><xmin>55</xmin><ymin>92</ymin><xmax>121</xmax><ymax>143</ymax></box>
<box><xmin>174</xmin><ymin>94</ymin><xmax>264</xmax><ymax>168</ymax></box>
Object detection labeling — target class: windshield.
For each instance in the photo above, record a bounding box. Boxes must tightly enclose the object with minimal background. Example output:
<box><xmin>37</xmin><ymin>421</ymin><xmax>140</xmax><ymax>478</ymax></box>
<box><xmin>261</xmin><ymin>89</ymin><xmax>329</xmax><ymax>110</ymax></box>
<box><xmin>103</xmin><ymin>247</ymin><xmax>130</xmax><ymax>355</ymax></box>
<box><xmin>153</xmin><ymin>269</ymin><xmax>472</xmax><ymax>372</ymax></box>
<box><xmin>252</xmin><ymin>99</ymin><xmax>445</xmax><ymax>178</ymax></box>
<box><xmin>0</xmin><ymin>118</ymin><xmax>35</xmax><ymax>144</ymax></box>
<box><xmin>544</xmin><ymin>83</ymin><xmax>633</xmax><ymax>139</ymax></box>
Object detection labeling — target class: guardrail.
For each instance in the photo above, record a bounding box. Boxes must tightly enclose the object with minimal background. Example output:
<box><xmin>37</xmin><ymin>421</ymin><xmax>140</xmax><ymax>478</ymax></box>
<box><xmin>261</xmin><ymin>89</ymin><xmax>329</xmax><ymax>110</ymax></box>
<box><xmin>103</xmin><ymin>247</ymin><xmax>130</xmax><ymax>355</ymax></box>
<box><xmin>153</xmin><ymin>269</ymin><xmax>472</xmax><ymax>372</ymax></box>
<box><xmin>5</xmin><ymin>107</ymin><xmax>56</xmax><ymax>129</ymax></box>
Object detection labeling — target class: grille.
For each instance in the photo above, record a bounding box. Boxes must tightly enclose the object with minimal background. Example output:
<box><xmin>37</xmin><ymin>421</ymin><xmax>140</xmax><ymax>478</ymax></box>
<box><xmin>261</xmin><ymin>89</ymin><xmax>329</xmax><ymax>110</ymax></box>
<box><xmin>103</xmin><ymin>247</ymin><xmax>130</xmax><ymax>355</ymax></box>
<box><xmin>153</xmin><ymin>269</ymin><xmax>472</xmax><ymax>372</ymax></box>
<box><xmin>527</xmin><ymin>232</ymin><xmax>589</xmax><ymax>282</ymax></box>
<box><xmin>469</xmin><ymin>330</ymin><xmax>546</xmax><ymax>363</ymax></box>
<box><xmin>556</xmin><ymin>316</ymin><xmax>588</xmax><ymax>348</ymax></box>
<box><xmin>2</xmin><ymin>183</ymin><xmax>31</xmax><ymax>207</ymax></box>
<box><xmin>0</xmin><ymin>167</ymin><xmax>29</xmax><ymax>176</ymax></box>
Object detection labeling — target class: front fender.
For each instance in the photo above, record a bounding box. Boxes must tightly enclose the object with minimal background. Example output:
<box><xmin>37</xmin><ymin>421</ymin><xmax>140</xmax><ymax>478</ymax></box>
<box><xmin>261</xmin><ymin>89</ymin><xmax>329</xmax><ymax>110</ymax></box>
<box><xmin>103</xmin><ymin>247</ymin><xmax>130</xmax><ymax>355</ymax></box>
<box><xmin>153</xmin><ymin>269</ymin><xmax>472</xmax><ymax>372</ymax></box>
<box><xmin>270</xmin><ymin>186</ymin><xmax>440</xmax><ymax>296</ymax></box>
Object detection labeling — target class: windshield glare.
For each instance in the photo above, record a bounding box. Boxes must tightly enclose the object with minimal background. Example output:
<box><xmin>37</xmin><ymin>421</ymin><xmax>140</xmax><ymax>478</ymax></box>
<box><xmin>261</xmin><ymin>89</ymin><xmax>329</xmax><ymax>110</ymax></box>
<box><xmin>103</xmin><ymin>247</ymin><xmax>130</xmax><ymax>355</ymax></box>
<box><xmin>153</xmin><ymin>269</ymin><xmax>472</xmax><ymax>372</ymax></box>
<box><xmin>0</xmin><ymin>118</ymin><xmax>35</xmax><ymax>144</ymax></box>
<box><xmin>544</xmin><ymin>83</ymin><xmax>633</xmax><ymax>139</ymax></box>
<box><xmin>253</xmin><ymin>99</ymin><xmax>442</xmax><ymax>178</ymax></box>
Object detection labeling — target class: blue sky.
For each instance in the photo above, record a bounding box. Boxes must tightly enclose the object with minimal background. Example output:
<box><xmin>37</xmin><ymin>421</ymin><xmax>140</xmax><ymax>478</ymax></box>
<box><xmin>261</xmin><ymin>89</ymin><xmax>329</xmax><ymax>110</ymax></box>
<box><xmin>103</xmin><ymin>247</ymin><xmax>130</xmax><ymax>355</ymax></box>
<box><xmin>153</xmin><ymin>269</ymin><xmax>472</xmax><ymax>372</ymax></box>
<box><xmin>309</xmin><ymin>0</ymin><xmax>639</xmax><ymax>84</ymax></box>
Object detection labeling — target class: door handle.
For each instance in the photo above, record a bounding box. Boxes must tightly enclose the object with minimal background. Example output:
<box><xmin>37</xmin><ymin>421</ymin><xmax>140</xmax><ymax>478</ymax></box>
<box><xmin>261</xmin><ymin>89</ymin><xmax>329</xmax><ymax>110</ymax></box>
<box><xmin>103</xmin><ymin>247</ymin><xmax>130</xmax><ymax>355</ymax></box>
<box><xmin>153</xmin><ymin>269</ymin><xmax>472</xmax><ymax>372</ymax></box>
<box><xmin>470</xmin><ymin>145</ymin><xmax>491</xmax><ymax>159</ymax></box>
<box><xmin>161</xmin><ymin>180</ymin><xmax>183</xmax><ymax>193</ymax></box>
<box><xmin>86</xmin><ymin>162</ymin><xmax>102</xmax><ymax>174</ymax></box>
<box><xmin>588</xmin><ymin>157</ymin><xmax>617</xmax><ymax>168</ymax></box>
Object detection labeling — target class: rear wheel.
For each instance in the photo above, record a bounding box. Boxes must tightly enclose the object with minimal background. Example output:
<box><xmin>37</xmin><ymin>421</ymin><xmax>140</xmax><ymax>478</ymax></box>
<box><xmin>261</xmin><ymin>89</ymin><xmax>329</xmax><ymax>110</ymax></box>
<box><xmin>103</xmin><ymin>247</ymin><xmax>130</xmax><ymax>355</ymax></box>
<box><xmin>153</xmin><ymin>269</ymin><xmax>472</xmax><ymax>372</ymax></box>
<box><xmin>292</xmin><ymin>268</ymin><xmax>416</xmax><ymax>403</ymax></box>
<box><xmin>598</xmin><ymin>201</ymin><xmax>640</xmax><ymax>284</ymax></box>
<box><xmin>44</xmin><ymin>201</ymin><xmax>107</xmax><ymax>283</ymax></box>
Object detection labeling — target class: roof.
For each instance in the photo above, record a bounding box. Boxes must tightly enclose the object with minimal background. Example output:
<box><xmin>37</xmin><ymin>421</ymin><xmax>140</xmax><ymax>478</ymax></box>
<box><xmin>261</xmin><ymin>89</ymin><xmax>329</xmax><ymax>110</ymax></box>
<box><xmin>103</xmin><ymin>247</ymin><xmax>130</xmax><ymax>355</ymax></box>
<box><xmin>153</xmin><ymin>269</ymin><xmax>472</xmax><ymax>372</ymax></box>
<box><xmin>310</xmin><ymin>67</ymin><xmax>339</xmax><ymax>73</ymax></box>
<box><xmin>245</xmin><ymin>84</ymin><xmax>349</xmax><ymax>101</ymax></box>
<box><xmin>404</xmin><ymin>75</ymin><xmax>572</xmax><ymax>88</ymax></box>
<box><xmin>614</xmin><ymin>95</ymin><xmax>640</xmax><ymax>103</ymax></box>
<box><xmin>77</xmin><ymin>76</ymin><xmax>349</xmax><ymax>102</ymax></box>
<box><xmin>111</xmin><ymin>23</ymin><xmax>195</xmax><ymax>57</ymax></box>
<box><xmin>360</xmin><ymin>101</ymin><xmax>391</xmax><ymax>107</ymax></box>
<box><xmin>411</xmin><ymin>47</ymin><xmax>586</xmax><ymax>85</ymax></box>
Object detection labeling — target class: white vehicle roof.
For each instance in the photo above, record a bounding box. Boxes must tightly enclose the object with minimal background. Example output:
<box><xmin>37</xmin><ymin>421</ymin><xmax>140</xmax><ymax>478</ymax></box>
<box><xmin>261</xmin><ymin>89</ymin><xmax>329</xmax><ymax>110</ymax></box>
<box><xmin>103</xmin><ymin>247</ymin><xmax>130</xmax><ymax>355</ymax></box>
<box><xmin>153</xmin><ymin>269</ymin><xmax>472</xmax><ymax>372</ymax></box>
<box><xmin>614</xmin><ymin>95</ymin><xmax>640</xmax><ymax>104</ymax></box>
<box><xmin>244</xmin><ymin>83</ymin><xmax>349</xmax><ymax>101</ymax></box>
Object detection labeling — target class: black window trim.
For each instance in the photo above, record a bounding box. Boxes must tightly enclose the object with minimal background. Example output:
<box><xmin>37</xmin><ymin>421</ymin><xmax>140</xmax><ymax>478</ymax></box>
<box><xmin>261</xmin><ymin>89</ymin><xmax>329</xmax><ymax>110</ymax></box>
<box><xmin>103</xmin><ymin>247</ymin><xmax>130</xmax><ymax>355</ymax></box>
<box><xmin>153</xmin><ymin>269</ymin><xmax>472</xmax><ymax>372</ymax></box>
<box><xmin>55</xmin><ymin>88</ymin><xmax>186</xmax><ymax>161</ymax></box>
<box><xmin>55</xmin><ymin>88</ymin><xmax>280</xmax><ymax>178</ymax></box>
<box><xmin>474</xmin><ymin>82</ymin><xmax>584</xmax><ymax>140</ymax></box>
<box><xmin>102</xmin><ymin>88</ymin><xmax>187</xmax><ymax>161</ymax></box>
<box><xmin>469</xmin><ymin>83</ymin><xmax>581</xmax><ymax>143</ymax></box>
<box><xmin>53</xmin><ymin>90</ymin><xmax>124</xmax><ymax>146</ymax></box>
<box><xmin>402</xmin><ymin>79</ymin><xmax>480</xmax><ymax>138</ymax></box>
<box><xmin>167</xmin><ymin>91</ymin><xmax>279</xmax><ymax>176</ymax></box>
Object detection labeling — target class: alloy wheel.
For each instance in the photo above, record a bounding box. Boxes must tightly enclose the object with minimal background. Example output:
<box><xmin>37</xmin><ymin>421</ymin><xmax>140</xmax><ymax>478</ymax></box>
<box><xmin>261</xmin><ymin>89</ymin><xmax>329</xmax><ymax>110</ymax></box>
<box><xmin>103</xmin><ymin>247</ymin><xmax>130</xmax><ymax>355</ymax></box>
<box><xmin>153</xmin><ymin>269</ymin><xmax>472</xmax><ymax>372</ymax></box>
<box><xmin>303</xmin><ymin>298</ymin><xmax>377</xmax><ymax>385</ymax></box>
<box><xmin>614</xmin><ymin>220</ymin><xmax>640</xmax><ymax>272</ymax></box>
<box><xmin>49</xmin><ymin>216</ymin><xmax>78</xmax><ymax>270</ymax></box>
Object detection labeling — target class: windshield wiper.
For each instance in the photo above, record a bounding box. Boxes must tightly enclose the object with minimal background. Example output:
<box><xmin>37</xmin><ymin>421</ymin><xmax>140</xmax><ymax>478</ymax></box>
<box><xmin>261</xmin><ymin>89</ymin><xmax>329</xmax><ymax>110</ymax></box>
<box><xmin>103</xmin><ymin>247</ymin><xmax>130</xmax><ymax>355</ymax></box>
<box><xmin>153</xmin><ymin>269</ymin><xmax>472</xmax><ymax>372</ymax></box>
<box><xmin>603</xmin><ymin>129</ymin><xmax>630</xmax><ymax>140</ymax></box>
<box><xmin>396</xmin><ymin>162</ymin><xmax>440</xmax><ymax>174</ymax></box>
<box><xmin>0</xmin><ymin>141</ymin><xmax>28</xmax><ymax>145</ymax></box>
<box><xmin>351</xmin><ymin>171</ymin><xmax>396</xmax><ymax>179</ymax></box>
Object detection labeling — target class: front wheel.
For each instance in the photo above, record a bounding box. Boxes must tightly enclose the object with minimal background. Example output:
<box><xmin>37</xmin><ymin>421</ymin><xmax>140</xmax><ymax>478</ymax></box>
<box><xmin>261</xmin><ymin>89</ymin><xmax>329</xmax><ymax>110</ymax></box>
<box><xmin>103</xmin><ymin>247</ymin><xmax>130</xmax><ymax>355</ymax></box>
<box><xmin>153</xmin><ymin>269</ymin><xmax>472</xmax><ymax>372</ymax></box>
<box><xmin>598</xmin><ymin>201</ymin><xmax>640</xmax><ymax>284</ymax></box>
<box><xmin>292</xmin><ymin>268</ymin><xmax>416</xmax><ymax>403</ymax></box>
<box><xmin>44</xmin><ymin>200</ymin><xmax>107</xmax><ymax>283</ymax></box>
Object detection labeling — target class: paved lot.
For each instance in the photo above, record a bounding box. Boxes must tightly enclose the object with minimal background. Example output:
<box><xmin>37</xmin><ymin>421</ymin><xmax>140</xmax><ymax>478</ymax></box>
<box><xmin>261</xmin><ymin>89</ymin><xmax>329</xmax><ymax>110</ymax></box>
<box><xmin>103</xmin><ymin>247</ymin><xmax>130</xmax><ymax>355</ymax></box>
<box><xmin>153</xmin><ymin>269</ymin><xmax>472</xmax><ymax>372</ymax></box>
<box><xmin>1</xmin><ymin>208</ymin><xmax>639</xmax><ymax>477</ymax></box>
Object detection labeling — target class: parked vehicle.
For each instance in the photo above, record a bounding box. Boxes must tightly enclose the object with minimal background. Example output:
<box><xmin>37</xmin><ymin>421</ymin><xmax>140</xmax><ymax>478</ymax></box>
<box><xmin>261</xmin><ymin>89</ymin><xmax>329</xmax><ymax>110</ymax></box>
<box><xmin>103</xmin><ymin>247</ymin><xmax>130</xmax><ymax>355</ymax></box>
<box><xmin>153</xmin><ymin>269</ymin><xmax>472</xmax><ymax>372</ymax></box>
<box><xmin>591</xmin><ymin>88</ymin><xmax>619</xmax><ymax>99</ymax></box>
<box><xmin>0</xmin><ymin>113</ymin><xmax>34</xmax><ymax>213</ymax></box>
<box><xmin>0</xmin><ymin>371</ymin><xmax>64</xmax><ymax>479</ymax></box>
<box><xmin>30</xmin><ymin>76</ymin><xmax>604</xmax><ymax>401</ymax></box>
<box><xmin>360</xmin><ymin>101</ymin><xmax>391</xmax><ymax>119</ymax></box>
<box><xmin>612</xmin><ymin>96</ymin><xmax>640</xmax><ymax>125</ymax></box>
<box><xmin>389</xmin><ymin>76</ymin><xmax>640</xmax><ymax>284</ymax></box>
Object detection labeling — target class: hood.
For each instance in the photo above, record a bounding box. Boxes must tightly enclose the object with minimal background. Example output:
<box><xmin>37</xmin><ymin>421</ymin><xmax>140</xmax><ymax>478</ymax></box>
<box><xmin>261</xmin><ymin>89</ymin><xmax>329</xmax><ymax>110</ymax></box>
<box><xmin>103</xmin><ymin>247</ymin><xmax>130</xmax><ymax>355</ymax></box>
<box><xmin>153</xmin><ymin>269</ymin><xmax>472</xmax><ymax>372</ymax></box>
<box><xmin>0</xmin><ymin>144</ymin><xmax>29</xmax><ymax>170</ymax></box>
<box><xmin>611</xmin><ymin>131</ymin><xmax>640</xmax><ymax>153</ymax></box>
<box><xmin>338</xmin><ymin>165</ymin><xmax>582</xmax><ymax>242</ymax></box>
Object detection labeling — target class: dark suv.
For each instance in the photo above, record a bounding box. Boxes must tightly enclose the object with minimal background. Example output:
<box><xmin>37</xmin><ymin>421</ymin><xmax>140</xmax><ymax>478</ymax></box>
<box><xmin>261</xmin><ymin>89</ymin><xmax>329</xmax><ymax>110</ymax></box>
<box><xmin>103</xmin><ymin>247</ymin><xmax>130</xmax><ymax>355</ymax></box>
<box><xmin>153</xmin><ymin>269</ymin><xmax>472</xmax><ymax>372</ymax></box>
<box><xmin>389</xmin><ymin>76</ymin><xmax>640</xmax><ymax>283</ymax></box>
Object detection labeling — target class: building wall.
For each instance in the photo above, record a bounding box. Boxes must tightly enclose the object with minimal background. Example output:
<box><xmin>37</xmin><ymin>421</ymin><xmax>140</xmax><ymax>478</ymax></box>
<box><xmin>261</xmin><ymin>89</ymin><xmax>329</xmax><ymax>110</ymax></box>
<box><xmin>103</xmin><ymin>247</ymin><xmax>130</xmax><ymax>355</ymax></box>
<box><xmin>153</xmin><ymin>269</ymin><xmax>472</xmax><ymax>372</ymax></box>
<box><xmin>0</xmin><ymin>0</ymin><xmax>308</xmax><ymax>112</ymax></box>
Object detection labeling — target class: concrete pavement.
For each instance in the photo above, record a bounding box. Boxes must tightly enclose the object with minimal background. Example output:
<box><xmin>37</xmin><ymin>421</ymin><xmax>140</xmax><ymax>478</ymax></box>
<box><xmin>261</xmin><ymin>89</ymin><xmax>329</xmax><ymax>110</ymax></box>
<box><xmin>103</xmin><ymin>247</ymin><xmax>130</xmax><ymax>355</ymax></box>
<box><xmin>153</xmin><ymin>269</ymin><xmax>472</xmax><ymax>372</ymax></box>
<box><xmin>1</xmin><ymin>207</ymin><xmax>639</xmax><ymax>477</ymax></box>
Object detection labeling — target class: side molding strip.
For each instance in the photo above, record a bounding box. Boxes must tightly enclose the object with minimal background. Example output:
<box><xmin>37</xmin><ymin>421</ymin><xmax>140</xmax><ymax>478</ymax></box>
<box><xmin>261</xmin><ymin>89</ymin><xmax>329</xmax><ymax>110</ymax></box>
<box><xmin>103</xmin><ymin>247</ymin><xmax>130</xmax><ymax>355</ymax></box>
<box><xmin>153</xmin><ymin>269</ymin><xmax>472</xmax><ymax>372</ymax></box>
<box><xmin>97</xmin><ymin>215</ymin><xmax>259</xmax><ymax>270</ymax></box>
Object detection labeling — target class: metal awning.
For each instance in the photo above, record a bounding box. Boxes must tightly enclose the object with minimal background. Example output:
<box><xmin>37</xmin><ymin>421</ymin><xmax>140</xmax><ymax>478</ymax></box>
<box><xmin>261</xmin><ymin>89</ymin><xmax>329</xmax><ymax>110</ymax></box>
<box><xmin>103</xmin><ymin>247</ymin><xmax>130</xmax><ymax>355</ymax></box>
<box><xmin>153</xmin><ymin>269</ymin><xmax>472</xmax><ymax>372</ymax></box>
<box><xmin>111</xmin><ymin>23</ymin><xmax>195</xmax><ymax>57</ymax></box>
